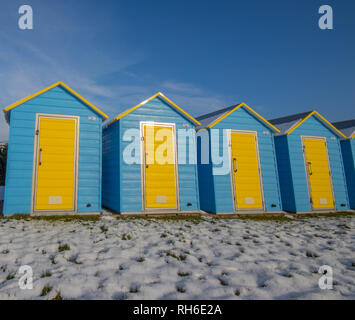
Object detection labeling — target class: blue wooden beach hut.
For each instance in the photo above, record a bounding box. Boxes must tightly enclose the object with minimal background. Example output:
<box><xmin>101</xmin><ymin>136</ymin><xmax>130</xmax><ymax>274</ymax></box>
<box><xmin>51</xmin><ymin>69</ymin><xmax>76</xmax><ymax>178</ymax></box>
<box><xmin>3</xmin><ymin>82</ymin><xmax>108</xmax><ymax>215</ymax></box>
<box><xmin>270</xmin><ymin>111</ymin><xmax>349</xmax><ymax>213</ymax></box>
<box><xmin>102</xmin><ymin>93</ymin><xmax>201</xmax><ymax>214</ymax></box>
<box><xmin>196</xmin><ymin>103</ymin><xmax>282</xmax><ymax>214</ymax></box>
<box><xmin>333</xmin><ymin>119</ymin><xmax>355</xmax><ymax>209</ymax></box>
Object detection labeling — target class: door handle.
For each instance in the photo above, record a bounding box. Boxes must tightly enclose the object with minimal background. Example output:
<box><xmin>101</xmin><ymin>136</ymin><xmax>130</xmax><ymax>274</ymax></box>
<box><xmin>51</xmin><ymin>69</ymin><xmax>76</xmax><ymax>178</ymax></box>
<box><xmin>233</xmin><ymin>158</ymin><xmax>238</xmax><ymax>173</ymax></box>
<box><xmin>39</xmin><ymin>148</ymin><xmax>43</xmax><ymax>166</ymax></box>
<box><xmin>146</xmin><ymin>153</ymin><xmax>149</xmax><ymax>168</ymax></box>
<box><xmin>307</xmin><ymin>162</ymin><xmax>313</xmax><ymax>176</ymax></box>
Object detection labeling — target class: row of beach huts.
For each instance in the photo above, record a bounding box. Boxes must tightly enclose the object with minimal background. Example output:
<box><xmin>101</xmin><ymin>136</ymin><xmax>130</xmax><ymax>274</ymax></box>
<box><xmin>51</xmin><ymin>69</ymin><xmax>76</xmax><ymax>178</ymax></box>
<box><xmin>1</xmin><ymin>82</ymin><xmax>354</xmax><ymax>216</ymax></box>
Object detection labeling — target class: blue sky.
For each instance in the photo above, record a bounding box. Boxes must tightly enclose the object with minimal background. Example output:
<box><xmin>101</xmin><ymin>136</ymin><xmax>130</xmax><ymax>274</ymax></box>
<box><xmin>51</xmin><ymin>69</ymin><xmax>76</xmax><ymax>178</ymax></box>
<box><xmin>0</xmin><ymin>0</ymin><xmax>354</xmax><ymax>140</ymax></box>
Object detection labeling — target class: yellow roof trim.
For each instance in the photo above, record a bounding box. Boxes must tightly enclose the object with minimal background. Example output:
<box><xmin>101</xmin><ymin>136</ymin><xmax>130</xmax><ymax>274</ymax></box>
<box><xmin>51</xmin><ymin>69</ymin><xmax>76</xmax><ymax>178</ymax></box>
<box><xmin>3</xmin><ymin>81</ymin><xmax>109</xmax><ymax>119</ymax></box>
<box><xmin>107</xmin><ymin>92</ymin><xmax>201</xmax><ymax>126</ymax></box>
<box><xmin>286</xmin><ymin>111</ymin><xmax>347</xmax><ymax>138</ymax></box>
<box><xmin>351</xmin><ymin>131</ymin><xmax>355</xmax><ymax>139</ymax></box>
<box><xmin>205</xmin><ymin>102</ymin><xmax>280</xmax><ymax>133</ymax></box>
<box><xmin>285</xmin><ymin>111</ymin><xmax>315</xmax><ymax>135</ymax></box>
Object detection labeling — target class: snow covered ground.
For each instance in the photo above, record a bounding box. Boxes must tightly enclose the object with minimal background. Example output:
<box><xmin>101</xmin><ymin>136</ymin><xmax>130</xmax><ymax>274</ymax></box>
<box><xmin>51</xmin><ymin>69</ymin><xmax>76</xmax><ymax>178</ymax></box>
<box><xmin>0</xmin><ymin>214</ymin><xmax>354</xmax><ymax>300</ymax></box>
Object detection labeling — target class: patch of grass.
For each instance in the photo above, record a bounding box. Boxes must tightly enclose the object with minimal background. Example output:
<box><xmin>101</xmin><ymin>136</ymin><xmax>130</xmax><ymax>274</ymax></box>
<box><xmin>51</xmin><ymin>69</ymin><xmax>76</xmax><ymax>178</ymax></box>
<box><xmin>177</xmin><ymin>271</ymin><xmax>190</xmax><ymax>277</ymax></box>
<box><xmin>7</xmin><ymin>214</ymin><xmax>101</xmax><ymax>222</ymax></box>
<box><xmin>234</xmin><ymin>289</ymin><xmax>241</xmax><ymax>296</ymax></box>
<box><xmin>136</xmin><ymin>257</ymin><xmax>145</xmax><ymax>263</ymax></box>
<box><xmin>178</xmin><ymin>254</ymin><xmax>187</xmax><ymax>261</ymax></box>
<box><xmin>121</xmin><ymin>234</ymin><xmax>131</xmax><ymax>240</ymax></box>
<box><xmin>40</xmin><ymin>285</ymin><xmax>52</xmax><ymax>297</ymax></box>
<box><xmin>58</xmin><ymin>244</ymin><xmax>70</xmax><ymax>252</ymax></box>
<box><xmin>299</xmin><ymin>212</ymin><xmax>355</xmax><ymax>219</ymax></box>
<box><xmin>129</xmin><ymin>286</ymin><xmax>140</xmax><ymax>293</ymax></box>
<box><xmin>116</xmin><ymin>215</ymin><xmax>203</xmax><ymax>223</ymax></box>
<box><xmin>2</xmin><ymin>249</ymin><xmax>9</xmax><ymax>254</ymax></box>
<box><xmin>219</xmin><ymin>278</ymin><xmax>229</xmax><ymax>286</ymax></box>
<box><xmin>238</xmin><ymin>215</ymin><xmax>292</xmax><ymax>222</ymax></box>
<box><xmin>176</xmin><ymin>285</ymin><xmax>186</xmax><ymax>293</ymax></box>
<box><xmin>282</xmin><ymin>273</ymin><xmax>293</xmax><ymax>278</ymax></box>
<box><xmin>100</xmin><ymin>225</ymin><xmax>108</xmax><ymax>233</ymax></box>
<box><xmin>6</xmin><ymin>273</ymin><xmax>15</xmax><ymax>280</ymax></box>
<box><xmin>166</xmin><ymin>252</ymin><xmax>187</xmax><ymax>261</ymax></box>
<box><xmin>306</xmin><ymin>251</ymin><xmax>319</xmax><ymax>258</ymax></box>
<box><xmin>52</xmin><ymin>292</ymin><xmax>63</xmax><ymax>300</ymax></box>
<box><xmin>50</xmin><ymin>256</ymin><xmax>57</xmax><ymax>265</ymax></box>
<box><xmin>337</xmin><ymin>224</ymin><xmax>351</xmax><ymax>230</ymax></box>
<box><xmin>68</xmin><ymin>256</ymin><xmax>82</xmax><ymax>264</ymax></box>
<box><xmin>160</xmin><ymin>233</ymin><xmax>168</xmax><ymax>238</ymax></box>
<box><xmin>41</xmin><ymin>271</ymin><xmax>52</xmax><ymax>278</ymax></box>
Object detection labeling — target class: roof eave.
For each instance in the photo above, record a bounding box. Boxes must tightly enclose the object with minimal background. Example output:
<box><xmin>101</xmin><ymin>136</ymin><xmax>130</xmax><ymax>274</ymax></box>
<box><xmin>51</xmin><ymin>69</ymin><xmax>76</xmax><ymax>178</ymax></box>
<box><xmin>3</xmin><ymin>81</ymin><xmax>109</xmax><ymax>121</ymax></box>
<box><xmin>106</xmin><ymin>93</ymin><xmax>201</xmax><ymax>127</ymax></box>
<box><xmin>285</xmin><ymin>111</ymin><xmax>347</xmax><ymax>139</ymax></box>
<box><xmin>205</xmin><ymin>103</ymin><xmax>280</xmax><ymax>133</ymax></box>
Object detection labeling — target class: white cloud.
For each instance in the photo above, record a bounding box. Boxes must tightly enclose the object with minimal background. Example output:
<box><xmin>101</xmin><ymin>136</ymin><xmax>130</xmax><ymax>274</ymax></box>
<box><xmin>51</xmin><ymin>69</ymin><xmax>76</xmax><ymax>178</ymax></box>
<box><xmin>0</xmin><ymin>36</ymin><xmax>235</xmax><ymax>140</ymax></box>
<box><xmin>161</xmin><ymin>81</ymin><xmax>203</xmax><ymax>95</ymax></box>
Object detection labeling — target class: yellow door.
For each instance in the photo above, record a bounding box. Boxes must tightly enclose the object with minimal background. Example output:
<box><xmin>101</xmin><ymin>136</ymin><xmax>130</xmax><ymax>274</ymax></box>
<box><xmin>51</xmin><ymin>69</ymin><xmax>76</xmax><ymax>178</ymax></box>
<box><xmin>231</xmin><ymin>132</ymin><xmax>263</xmax><ymax>210</ymax></box>
<box><xmin>144</xmin><ymin>125</ymin><xmax>177</xmax><ymax>209</ymax></box>
<box><xmin>35</xmin><ymin>117</ymin><xmax>77</xmax><ymax>211</ymax></box>
<box><xmin>303</xmin><ymin>138</ymin><xmax>334</xmax><ymax>210</ymax></box>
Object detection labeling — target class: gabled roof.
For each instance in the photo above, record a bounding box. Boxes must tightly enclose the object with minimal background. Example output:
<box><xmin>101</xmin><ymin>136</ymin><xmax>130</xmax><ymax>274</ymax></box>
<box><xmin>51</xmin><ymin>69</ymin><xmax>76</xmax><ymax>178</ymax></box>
<box><xmin>196</xmin><ymin>102</ymin><xmax>280</xmax><ymax>133</ymax></box>
<box><xmin>269</xmin><ymin>111</ymin><xmax>346</xmax><ymax>138</ymax></box>
<box><xmin>3</xmin><ymin>81</ymin><xmax>109</xmax><ymax>123</ymax></box>
<box><xmin>107</xmin><ymin>92</ymin><xmax>201</xmax><ymax>126</ymax></box>
<box><xmin>332</xmin><ymin>119</ymin><xmax>355</xmax><ymax>139</ymax></box>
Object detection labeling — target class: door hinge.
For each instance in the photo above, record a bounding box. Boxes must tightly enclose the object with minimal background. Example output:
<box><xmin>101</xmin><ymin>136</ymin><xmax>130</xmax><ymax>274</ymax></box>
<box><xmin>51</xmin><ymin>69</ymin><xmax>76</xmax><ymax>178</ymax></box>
<box><xmin>35</xmin><ymin>130</ymin><xmax>39</xmax><ymax>135</ymax></box>
<box><xmin>141</xmin><ymin>136</ymin><xmax>144</xmax><ymax>141</ymax></box>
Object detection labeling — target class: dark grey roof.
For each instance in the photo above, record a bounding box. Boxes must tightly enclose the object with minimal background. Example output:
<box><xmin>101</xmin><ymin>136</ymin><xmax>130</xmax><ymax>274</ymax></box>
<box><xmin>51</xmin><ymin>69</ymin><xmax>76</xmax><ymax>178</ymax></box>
<box><xmin>196</xmin><ymin>105</ymin><xmax>239</xmax><ymax>129</ymax></box>
<box><xmin>333</xmin><ymin>119</ymin><xmax>355</xmax><ymax>138</ymax></box>
<box><xmin>269</xmin><ymin>111</ymin><xmax>313</xmax><ymax>134</ymax></box>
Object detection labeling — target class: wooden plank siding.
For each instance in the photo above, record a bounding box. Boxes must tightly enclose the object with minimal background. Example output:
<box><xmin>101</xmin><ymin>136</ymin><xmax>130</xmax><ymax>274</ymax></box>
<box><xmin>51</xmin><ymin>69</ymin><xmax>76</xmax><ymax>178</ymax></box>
<box><xmin>340</xmin><ymin>139</ymin><xmax>355</xmax><ymax>209</ymax></box>
<box><xmin>3</xmin><ymin>86</ymin><xmax>103</xmax><ymax>214</ymax></box>
<box><xmin>197</xmin><ymin>106</ymin><xmax>282</xmax><ymax>214</ymax></box>
<box><xmin>275</xmin><ymin>115</ymin><xmax>349</xmax><ymax>212</ymax></box>
<box><xmin>102</xmin><ymin>96</ymin><xmax>200</xmax><ymax>213</ymax></box>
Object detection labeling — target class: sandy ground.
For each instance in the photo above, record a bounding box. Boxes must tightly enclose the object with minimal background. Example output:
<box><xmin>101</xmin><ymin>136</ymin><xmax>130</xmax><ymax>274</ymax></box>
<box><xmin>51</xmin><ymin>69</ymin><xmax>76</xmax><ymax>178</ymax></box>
<box><xmin>0</xmin><ymin>214</ymin><xmax>354</xmax><ymax>300</ymax></box>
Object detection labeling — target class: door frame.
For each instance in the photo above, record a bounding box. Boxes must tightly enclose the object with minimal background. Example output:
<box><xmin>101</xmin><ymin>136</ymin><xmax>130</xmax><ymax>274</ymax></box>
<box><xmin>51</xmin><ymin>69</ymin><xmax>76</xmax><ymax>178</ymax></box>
<box><xmin>301</xmin><ymin>135</ymin><xmax>336</xmax><ymax>211</ymax></box>
<box><xmin>140</xmin><ymin>121</ymin><xmax>180</xmax><ymax>212</ymax></box>
<box><xmin>228</xmin><ymin>129</ymin><xmax>265</xmax><ymax>213</ymax></box>
<box><xmin>31</xmin><ymin>113</ymin><xmax>80</xmax><ymax>214</ymax></box>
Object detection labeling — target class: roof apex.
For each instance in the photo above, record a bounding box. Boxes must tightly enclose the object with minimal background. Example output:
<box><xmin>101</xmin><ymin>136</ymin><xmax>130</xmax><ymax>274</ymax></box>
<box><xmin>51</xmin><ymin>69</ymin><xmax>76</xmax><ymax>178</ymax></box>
<box><xmin>3</xmin><ymin>81</ymin><xmax>109</xmax><ymax>122</ymax></box>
